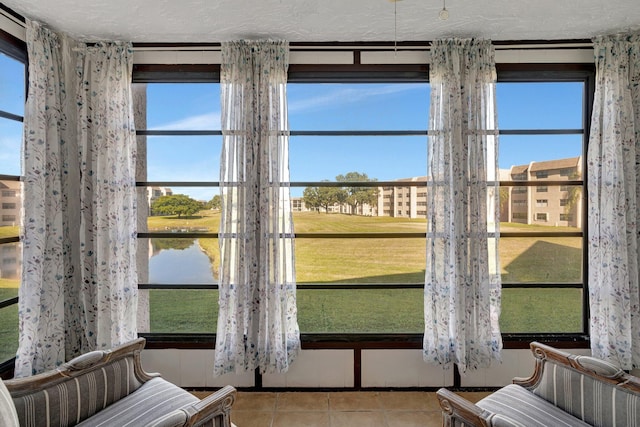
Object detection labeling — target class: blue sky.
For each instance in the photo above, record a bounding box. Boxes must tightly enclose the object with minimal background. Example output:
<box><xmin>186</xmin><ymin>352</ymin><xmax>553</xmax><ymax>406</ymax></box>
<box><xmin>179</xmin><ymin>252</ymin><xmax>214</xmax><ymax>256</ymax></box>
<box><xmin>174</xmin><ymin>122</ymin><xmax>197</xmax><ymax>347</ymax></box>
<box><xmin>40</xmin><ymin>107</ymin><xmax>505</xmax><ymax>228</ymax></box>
<box><xmin>0</xmin><ymin>49</ymin><xmax>584</xmax><ymax>202</ymax></box>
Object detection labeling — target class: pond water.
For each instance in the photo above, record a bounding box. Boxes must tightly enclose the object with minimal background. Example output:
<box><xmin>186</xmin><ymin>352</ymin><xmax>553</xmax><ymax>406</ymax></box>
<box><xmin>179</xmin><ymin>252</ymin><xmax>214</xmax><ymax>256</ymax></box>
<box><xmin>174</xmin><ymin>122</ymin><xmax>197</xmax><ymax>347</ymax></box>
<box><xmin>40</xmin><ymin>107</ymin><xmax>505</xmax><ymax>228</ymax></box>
<box><xmin>148</xmin><ymin>239</ymin><xmax>216</xmax><ymax>283</ymax></box>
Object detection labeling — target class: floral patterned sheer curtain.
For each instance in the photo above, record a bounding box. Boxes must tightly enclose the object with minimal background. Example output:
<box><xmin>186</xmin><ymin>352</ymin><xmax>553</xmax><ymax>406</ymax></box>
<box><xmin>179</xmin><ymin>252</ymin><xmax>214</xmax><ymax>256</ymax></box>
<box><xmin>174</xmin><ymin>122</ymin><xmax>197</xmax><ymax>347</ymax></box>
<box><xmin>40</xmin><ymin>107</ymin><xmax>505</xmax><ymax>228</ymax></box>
<box><xmin>424</xmin><ymin>38</ymin><xmax>502</xmax><ymax>373</ymax></box>
<box><xmin>587</xmin><ymin>34</ymin><xmax>640</xmax><ymax>370</ymax></box>
<box><xmin>16</xmin><ymin>21</ymin><xmax>137</xmax><ymax>377</ymax></box>
<box><xmin>214</xmin><ymin>40</ymin><xmax>300</xmax><ymax>375</ymax></box>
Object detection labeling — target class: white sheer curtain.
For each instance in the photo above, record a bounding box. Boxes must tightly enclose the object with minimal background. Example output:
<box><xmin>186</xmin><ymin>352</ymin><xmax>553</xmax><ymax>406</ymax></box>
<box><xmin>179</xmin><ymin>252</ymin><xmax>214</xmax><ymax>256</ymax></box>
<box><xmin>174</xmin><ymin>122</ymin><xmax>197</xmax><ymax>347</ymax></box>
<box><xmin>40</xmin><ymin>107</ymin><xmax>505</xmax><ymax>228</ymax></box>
<box><xmin>588</xmin><ymin>33</ymin><xmax>640</xmax><ymax>370</ymax></box>
<box><xmin>16</xmin><ymin>21</ymin><xmax>137</xmax><ymax>377</ymax></box>
<box><xmin>75</xmin><ymin>42</ymin><xmax>138</xmax><ymax>351</ymax></box>
<box><xmin>214</xmin><ymin>40</ymin><xmax>300</xmax><ymax>375</ymax></box>
<box><xmin>424</xmin><ymin>38</ymin><xmax>502</xmax><ymax>373</ymax></box>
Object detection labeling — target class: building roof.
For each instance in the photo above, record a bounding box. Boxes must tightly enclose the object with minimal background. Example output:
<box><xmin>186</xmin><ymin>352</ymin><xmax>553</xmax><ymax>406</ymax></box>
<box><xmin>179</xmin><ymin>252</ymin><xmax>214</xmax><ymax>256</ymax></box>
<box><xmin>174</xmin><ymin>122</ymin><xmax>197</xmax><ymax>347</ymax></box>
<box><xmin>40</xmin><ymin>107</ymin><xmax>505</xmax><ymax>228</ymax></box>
<box><xmin>510</xmin><ymin>165</ymin><xmax>529</xmax><ymax>174</ymax></box>
<box><xmin>529</xmin><ymin>157</ymin><xmax>581</xmax><ymax>172</ymax></box>
<box><xmin>394</xmin><ymin>176</ymin><xmax>429</xmax><ymax>183</ymax></box>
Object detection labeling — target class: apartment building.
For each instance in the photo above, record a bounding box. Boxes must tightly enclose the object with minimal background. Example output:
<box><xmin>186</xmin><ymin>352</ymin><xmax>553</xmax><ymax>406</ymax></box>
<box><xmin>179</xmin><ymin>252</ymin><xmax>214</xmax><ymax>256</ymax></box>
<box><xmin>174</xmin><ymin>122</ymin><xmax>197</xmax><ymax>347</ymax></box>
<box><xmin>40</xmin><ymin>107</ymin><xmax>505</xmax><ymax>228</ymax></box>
<box><xmin>505</xmin><ymin>156</ymin><xmax>582</xmax><ymax>228</ymax></box>
<box><xmin>378</xmin><ymin>176</ymin><xmax>428</xmax><ymax>219</ymax></box>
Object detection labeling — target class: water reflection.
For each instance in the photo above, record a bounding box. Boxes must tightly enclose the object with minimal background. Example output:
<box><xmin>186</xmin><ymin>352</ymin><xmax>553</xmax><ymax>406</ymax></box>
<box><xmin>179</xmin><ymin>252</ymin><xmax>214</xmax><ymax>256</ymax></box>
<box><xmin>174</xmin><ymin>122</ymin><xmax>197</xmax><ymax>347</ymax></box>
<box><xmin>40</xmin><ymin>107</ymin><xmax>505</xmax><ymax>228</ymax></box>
<box><xmin>149</xmin><ymin>238</ymin><xmax>216</xmax><ymax>284</ymax></box>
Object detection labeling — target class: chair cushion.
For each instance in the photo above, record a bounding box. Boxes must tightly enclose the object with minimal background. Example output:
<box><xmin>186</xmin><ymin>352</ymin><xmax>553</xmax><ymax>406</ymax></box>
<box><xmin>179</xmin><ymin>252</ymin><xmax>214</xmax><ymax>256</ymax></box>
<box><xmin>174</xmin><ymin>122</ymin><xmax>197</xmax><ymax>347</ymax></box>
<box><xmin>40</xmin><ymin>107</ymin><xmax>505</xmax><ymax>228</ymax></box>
<box><xmin>477</xmin><ymin>384</ymin><xmax>590</xmax><ymax>427</ymax></box>
<box><xmin>12</xmin><ymin>355</ymin><xmax>144</xmax><ymax>427</ymax></box>
<box><xmin>76</xmin><ymin>377</ymin><xmax>198</xmax><ymax>427</ymax></box>
<box><xmin>0</xmin><ymin>379</ymin><xmax>19</xmax><ymax>427</ymax></box>
<box><xmin>531</xmin><ymin>359</ymin><xmax>640</xmax><ymax>426</ymax></box>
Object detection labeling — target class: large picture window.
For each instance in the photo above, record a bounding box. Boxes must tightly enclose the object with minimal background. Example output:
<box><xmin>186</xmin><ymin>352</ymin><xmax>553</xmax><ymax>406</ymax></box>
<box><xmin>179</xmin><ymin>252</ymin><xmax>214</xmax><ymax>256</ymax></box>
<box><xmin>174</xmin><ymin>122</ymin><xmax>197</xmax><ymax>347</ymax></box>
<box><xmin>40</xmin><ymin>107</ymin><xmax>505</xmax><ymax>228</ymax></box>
<box><xmin>497</xmin><ymin>73</ymin><xmax>590</xmax><ymax>335</ymax></box>
<box><xmin>134</xmin><ymin>80</ymin><xmax>222</xmax><ymax>334</ymax></box>
<box><xmin>133</xmin><ymin>63</ymin><xmax>592</xmax><ymax>346</ymax></box>
<box><xmin>0</xmin><ymin>40</ymin><xmax>26</xmax><ymax>365</ymax></box>
<box><xmin>288</xmin><ymin>81</ymin><xmax>430</xmax><ymax>333</ymax></box>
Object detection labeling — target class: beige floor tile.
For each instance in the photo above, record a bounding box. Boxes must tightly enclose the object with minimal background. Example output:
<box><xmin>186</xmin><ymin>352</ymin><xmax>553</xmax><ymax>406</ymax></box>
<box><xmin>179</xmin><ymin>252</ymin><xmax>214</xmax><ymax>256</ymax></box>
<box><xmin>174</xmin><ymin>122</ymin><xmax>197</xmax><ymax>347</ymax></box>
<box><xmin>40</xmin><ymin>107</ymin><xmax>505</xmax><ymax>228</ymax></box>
<box><xmin>329</xmin><ymin>391</ymin><xmax>383</xmax><ymax>411</ymax></box>
<box><xmin>233</xmin><ymin>392</ymin><xmax>278</xmax><ymax>411</ymax></box>
<box><xmin>385</xmin><ymin>411</ymin><xmax>443</xmax><ymax>427</ymax></box>
<box><xmin>276</xmin><ymin>392</ymin><xmax>329</xmax><ymax>411</ymax></box>
<box><xmin>331</xmin><ymin>411</ymin><xmax>388</xmax><ymax>427</ymax></box>
<box><xmin>230</xmin><ymin>410</ymin><xmax>273</xmax><ymax>427</ymax></box>
<box><xmin>272</xmin><ymin>411</ymin><xmax>330</xmax><ymax>427</ymax></box>
<box><xmin>377</xmin><ymin>391</ymin><xmax>441</xmax><ymax>411</ymax></box>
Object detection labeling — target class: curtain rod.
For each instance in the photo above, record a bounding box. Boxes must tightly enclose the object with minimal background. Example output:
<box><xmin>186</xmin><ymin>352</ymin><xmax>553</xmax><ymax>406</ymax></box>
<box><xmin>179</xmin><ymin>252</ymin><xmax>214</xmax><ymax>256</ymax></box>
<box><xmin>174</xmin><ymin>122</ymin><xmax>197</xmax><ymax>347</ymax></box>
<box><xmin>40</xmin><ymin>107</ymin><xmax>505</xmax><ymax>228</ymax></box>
<box><xmin>131</xmin><ymin>42</ymin><xmax>593</xmax><ymax>52</ymax></box>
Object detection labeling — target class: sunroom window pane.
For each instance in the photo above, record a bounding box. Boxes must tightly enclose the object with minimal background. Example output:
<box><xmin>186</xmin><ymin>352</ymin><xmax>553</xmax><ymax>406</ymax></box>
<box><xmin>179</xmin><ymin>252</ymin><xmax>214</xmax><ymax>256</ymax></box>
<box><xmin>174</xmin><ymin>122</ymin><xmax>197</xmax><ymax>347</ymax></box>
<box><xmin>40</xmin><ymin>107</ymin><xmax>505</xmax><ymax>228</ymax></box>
<box><xmin>144</xmin><ymin>186</ymin><xmax>219</xmax><ymax>228</ymax></box>
<box><xmin>0</xmin><ymin>119</ymin><xmax>23</xmax><ymax>176</ymax></box>
<box><xmin>0</xmin><ymin>53</ymin><xmax>25</xmax><ymax>116</ymax></box>
<box><xmin>144</xmin><ymin>237</ymin><xmax>219</xmax><ymax>284</ymax></box>
<box><xmin>298</xmin><ymin>289</ymin><xmax>423</xmax><ymax>333</ymax></box>
<box><xmin>499</xmin><ymin>135</ymin><xmax>583</xmax><ymax>179</ymax></box>
<box><xmin>296</xmin><ymin>238</ymin><xmax>425</xmax><ymax>284</ymax></box>
<box><xmin>0</xmin><ymin>305</ymin><xmax>18</xmax><ymax>361</ymax></box>
<box><xmin>0</xmin><ymin>242</ymin><xmax>21</xmax><ymax>296</ymax></box>
<box><xmin>290</xmin><ymin>136</ymin><xmax>427</xmax><ymax>184</ymax></box>
<box><xmin>142</xmin><ymin>83</ymin><xmax>220</xmax><ymax>130</ymax></box>
<box><xmin>500</xmin><ymin>288</ymin><xmax>583</xmax><ymax>333</ymax></box>
<box><xmin>500</xmin><ymin>185</ymin><xmax>583</xmax><ymax>230</ymax></box>
<box><xmin>149</xmin><ymin>289</ymin><xmax>218</xmax><ymax>333</ymax></box>
<box><xmin>289</xmin><ymin>83</ymin><xmax>429</xmax><ymax>131</ymax></box>
<box><xmin>499</xmin><ymin>236</ymin><xmax>582</xmax><ymax>284</ymax></box>
<box><xmin>146</xmin><ymin>135</ymin><xmax>221</xmax><ymax>182</ymax></box>
<box><xmin>0</xmin><ymin>181</ymin><xmax>21</xmax><ymax>239</ymax></box>
<box><xmin>497</xmin><ymin>82</ymin><xmax>583</xmax><ymax>130</ymax></box>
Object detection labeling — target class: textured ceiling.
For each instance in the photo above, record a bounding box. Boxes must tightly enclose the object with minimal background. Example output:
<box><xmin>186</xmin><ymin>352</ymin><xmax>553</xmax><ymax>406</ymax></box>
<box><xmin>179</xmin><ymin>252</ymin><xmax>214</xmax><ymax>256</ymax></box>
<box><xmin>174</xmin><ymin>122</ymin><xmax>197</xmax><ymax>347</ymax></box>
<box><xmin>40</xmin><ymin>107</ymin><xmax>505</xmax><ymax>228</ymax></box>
<box><xmin>3</xmin><ymin>0</ymin><xmax>640</xmax><ymax>43</ymax></box>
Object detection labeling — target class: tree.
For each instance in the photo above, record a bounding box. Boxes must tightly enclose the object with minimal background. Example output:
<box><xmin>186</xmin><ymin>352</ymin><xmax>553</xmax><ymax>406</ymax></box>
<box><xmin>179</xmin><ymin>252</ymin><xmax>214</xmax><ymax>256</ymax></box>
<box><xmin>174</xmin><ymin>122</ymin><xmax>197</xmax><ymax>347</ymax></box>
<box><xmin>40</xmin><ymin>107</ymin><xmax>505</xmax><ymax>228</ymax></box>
<box><xmin>336</xmin><ymin>171</ymin><xmax>378</xmax><ymax>215</ymax></box>
<box><xmin>207</xmin><ymin>194</ymin><xmax>221</xmax><ymax>210</ymax></box>
<box><xmin>303</xmin><ymin>181</ymin><xmax>349</xmax><ymax>214</ymax></box>
<box><xmin>151</xmin><ymin>194</ymin><xmax>203</xmax><ymax>218</ymax></box>
<box><xmin>315</xmin><ymin>180</ymin><xmax>347</xmax><ymax>213</ymax></box>
<box><xmin>302</xmin><ymin>186</ymin><xmax>320</xmax><ymax>212</ymax></box>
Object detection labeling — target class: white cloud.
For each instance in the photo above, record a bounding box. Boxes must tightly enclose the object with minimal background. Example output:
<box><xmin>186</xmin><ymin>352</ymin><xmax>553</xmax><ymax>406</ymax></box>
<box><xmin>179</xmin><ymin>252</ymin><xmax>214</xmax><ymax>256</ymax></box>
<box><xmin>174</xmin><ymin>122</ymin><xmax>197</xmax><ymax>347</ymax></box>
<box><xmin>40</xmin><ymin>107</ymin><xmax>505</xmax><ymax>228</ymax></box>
<box><xmin>288</xmin><ymin>83</ymin><xmax>425</xmax><ymax>114</ymax></box>
<box><xmin>153</xmin><ymin>112</ymin><xmax>221</xmax><ymax>130</ymax></box>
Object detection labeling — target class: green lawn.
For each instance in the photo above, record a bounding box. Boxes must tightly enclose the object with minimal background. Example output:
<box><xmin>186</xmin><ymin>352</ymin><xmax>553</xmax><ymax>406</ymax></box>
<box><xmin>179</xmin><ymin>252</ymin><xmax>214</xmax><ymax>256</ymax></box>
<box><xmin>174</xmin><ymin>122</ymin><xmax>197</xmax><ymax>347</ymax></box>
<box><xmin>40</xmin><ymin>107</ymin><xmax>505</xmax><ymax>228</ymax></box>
<box><xmin>0</xmin><ymin>211</ymin><xmax>585</xmax><ymax>361</ymax></box>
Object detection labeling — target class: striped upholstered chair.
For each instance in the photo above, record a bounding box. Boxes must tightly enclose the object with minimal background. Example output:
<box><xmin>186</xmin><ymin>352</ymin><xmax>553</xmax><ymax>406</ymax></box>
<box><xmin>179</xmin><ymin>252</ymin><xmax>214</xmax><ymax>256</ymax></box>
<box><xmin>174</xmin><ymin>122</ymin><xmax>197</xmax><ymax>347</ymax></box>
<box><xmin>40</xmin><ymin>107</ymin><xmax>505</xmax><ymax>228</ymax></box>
<box><xmin>437</xmin><ymin>342</ymin><xmax>640</xmax><ymax>426</ymax></box>
<box><xmin>3</xmin><ymin>338</ymin><xmax>236</xmax><ymax>427</ymax></box>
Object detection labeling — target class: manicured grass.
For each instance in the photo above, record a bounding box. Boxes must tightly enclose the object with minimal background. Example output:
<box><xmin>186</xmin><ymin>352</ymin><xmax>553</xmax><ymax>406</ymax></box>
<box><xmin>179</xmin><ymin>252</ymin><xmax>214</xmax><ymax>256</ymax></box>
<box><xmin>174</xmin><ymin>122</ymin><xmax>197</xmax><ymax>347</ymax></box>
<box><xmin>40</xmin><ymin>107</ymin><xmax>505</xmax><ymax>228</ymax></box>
<box><xmin>149</xmin><ymin>289</ymin><xmax>218</xmax><ymax>333</ymax></box>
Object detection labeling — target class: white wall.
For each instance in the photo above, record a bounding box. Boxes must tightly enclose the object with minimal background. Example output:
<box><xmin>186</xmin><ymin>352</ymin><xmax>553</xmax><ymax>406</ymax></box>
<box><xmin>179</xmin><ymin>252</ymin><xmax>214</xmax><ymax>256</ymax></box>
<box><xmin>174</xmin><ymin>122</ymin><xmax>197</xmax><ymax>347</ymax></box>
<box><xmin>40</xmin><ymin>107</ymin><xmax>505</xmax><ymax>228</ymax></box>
<box><xmin>141</xmin><ymin>347</ymin><xmax>591</xmax><ymax>389</ymax></box>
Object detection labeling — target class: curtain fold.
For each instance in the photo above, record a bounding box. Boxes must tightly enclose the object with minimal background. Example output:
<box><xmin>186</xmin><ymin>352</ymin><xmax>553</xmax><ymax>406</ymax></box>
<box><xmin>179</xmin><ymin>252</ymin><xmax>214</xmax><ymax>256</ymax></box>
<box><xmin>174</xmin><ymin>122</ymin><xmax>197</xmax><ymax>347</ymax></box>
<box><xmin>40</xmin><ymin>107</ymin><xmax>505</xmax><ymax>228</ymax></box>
<box><xmin>16</xmin><ymin>21</ymin><xmax>137</xmax><ymax>377</ymax></box>
<box><xmin>423</xmin><ymin>38</ymin><xmax>502</xmax><ymax>373</ymax></box>
<box><xmin>215</xmin><ymin>40</ymin><xmax>300</xmax><ymax>376</ymax></box>
<box><xmin>587</xmin><ymin>33</ymin><xmax>640</xmax><ymax>370</ymax></box>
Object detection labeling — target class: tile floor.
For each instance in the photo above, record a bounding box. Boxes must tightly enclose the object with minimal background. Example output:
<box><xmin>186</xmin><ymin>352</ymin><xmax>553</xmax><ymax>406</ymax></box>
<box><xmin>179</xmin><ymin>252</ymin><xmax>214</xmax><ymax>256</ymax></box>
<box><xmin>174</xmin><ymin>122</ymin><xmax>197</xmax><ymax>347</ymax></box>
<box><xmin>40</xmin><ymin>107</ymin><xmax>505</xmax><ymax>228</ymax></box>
<box><xmin>193</xmin><ymin>390</ymin><xmax>491</xmax><ymax>427</ymax></box>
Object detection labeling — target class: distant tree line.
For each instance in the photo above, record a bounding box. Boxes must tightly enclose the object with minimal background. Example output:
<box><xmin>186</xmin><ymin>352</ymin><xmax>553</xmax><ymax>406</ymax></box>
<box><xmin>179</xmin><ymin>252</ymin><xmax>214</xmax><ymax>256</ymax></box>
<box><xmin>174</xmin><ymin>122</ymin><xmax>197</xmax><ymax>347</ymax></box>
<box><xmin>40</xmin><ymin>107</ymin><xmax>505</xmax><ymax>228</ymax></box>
<box><xmin>150</xmin><ymin>172</ymin><xmax>380</xmax><ymax>218</ymax></box>
<box><xmin>302</xmin><ymin>171</ymin><xmax>378</xmax><ymax>214</ymax></box>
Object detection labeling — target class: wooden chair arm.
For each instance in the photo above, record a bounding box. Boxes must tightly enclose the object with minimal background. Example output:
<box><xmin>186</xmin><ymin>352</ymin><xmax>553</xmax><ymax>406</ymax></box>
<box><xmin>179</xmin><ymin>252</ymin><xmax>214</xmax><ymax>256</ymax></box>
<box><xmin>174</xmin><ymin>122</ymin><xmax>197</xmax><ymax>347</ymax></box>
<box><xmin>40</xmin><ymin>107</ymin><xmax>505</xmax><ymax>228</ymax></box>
<box><xmin>182</xmin><ymin>385</ymin><xmax>237</xmax><ymax>427</ymax></box>
<box><xmin>436</xmin><ymin>388</ymin><xmax>493</xmax><ymax>427</ymax></box>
